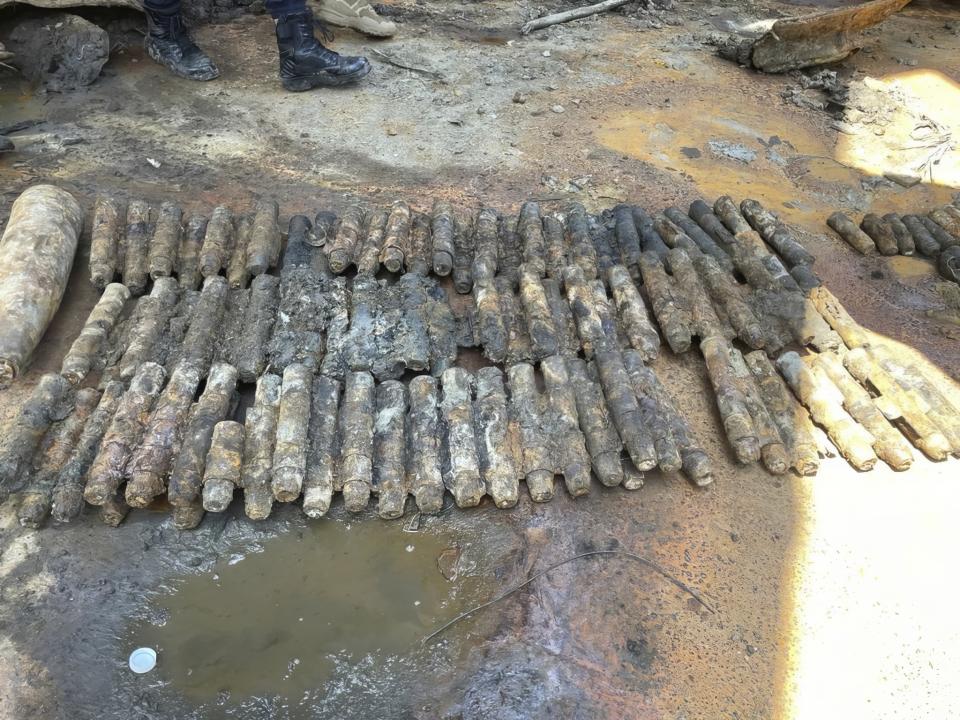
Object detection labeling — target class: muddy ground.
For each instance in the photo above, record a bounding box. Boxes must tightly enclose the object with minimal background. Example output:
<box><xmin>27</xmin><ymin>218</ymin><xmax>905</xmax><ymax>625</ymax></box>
<box><xmin>1</xmin><ymin>0</ymin><xmax>959</xmax><ymax>718</ymax></box>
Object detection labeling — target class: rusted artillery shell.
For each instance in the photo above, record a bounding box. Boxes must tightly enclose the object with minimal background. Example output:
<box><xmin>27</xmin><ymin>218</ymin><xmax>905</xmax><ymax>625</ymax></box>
<box><xmin>242</xmin><ymin>373</ymin><xmax>282</xmax><ymax>520</ymax></box>
<box><xmin>98</xmin><ymin>490</ymin><xmax>130</xmax><ymax>527</ymax></box>
<box><xmin>814</xmin><ymin>352</ymin><xmax>913</xmax><ymax>471</ymax></box>
<box><xmin>882</xmin><ymin>213</ymin><xmax>915</xmax><ymax>256</ymax></box>
<box><xmin>372</xmin><ymin>380</ymin><xmax>409</xmax><ymax>519</ymax></box>
<box><xmin>499</xmin><ymin>274</ymin><xmax>532</xmax><ymax>363</ymax></box>
<box><xmin>408</xmin><ymin>375</ymin><xmax>445</xmax><ymax>513</ymax></box>
<box><xmin>519</xmin><ymin>266</ymin><xmax>559</xmax><ymax>360</ymax></box>
<box><xmin>201</xmin><ymin>420</ymin><xmax>244</xmax><ymax>512</ymax></box>
<box><xmin>84</xmin><ymin>362</ymin><xmax>166</xmax><ymax>506</ymax></box>
<box><xmin>452</xmin><ymin>215</ymin><xmax>475</xmax><ymax>293</ymax></box>
<box><xmin>440</xmin><ymin>367</ymin><xmax>485</xmax><ymax>507</ymax></box>
<box><xmin>431</xmin><ymin>200</ymin><xmax>456</xmax><ymax>276</ymax></box>
<box><xmin>566</xmin><ymin>203</ymin><xmax>599</xmax><ymax>280</ymax></box>
<box><xmin>475</xmin><ymin>367</ymin><xmax>519</xmax><ymax>508</ymax></box>
<box><xmin>61</xmin><ymin>283</ymin><xmax>131</xmax><ymax>385</ymax></box>
<box><xmin>929</xmin><ymin>207</ymin><xmax>960</xmax><ymax>243</ymax></box>
<box><xmin>357</xmin><ymin>209</ymin><xmax>388</xmax><ymax>275</ymax></box>
<box><xmin>302</xmin><ymin>374</ymin><xmax>340</xmax><ymax>518</ymax></box>
<box><xmin>124</xmin><ymin>361</ymin><xmax>203</xmax><ymax>508</ymax></box>
<box><xmin>689</xmin><ymin>200</ymin><xmax>737</xmax><ymax>250</ymax></box>
<box><xmin>542</xmin><ymin>355</ymin><xmax>592</xmax><ymax>496</ymax></box>
<box><xmin>590</xmin><ymin>279</ymin><xmax>621</xmax><ymax>349</ymax></box>
<box><xmin>667</xmin><ymin>247</ymin><xmax>728</xmax><ymax>342</ymax></box>
<box><xmin>664</xmin><ymin>206</ymin><xmax>734</xmax><ymax>268</ymax></box>
<box><xmin>121</xmin><ymin>199</ymin><xmax>152</xmax><ymax>295</ymax></box>
<box><xmin>566</xmin><ymin>357</ymin><xmax>624</xmax><ymax>487</ymax></box>
<box><xmin>634</xmin><ymin>207</ymin><xmax>669</xmax><ymax>257</ymax></box>
<box><xmin>563</xmin><ymin>264</ymin><xmax>608</xmax><ymax>358</ymax></box>
<box><xmin>701</xmin><ymin>336</ymin><xmax>761</xmax><ymax>464</ymax></box>
<box><xmin>940</xmin><ymin>246</ymin><xmax>960</xmax><ymax>284</ymax></box>
<box><xmin>620</xmin><ymin>351</ymin><xmax>682</xmax><ymax>474</ymax></box>
<box><xmin>613</xmin><ymin>204</ymin><xmax>642</xmax><ymax>271</ymax></box>
<box><xmin>590</xmin><ymin>215</ymin><xmax>619</xmax><ymax>275</ymax></box>
<box><xmin>312</xmin><ymin>210</ymin><xmax>337</xmax><ymax>247</ymax></box>
<box><xmin>234</xmin><ymin>273</ymin><xmax>279</xmax><ymax>383</ymax></box>
<box><xmin>807</xmin><ymin>284</ymin><xmax>869</xmax><ymax>349</ymax></box>
<box><xmin>18</xmin><ymin>388</ymin><xmax>100</xmax><ymax>528</ymax></box>
<box><xmin>116</xmin><ymin>277</ymin><xmax>180</xmax><ymax>381</ymax></box>
<box><xmin>691</xmin><ymin>252</ymin><xmax>764</xmax><ymax>349</ymax></box>
<box><xmin>474</xmin><ymin>276</ymin><xmax>508</xmax><ymax>362</ymax></box>
<box><xmin>271</xmin><ymin>363</ymin><xmax>312</xmax><ymax>503</ymax></box>
<box><xmin>543</xmin><ymin>215</ymin><xmax>568</xmax><ymax>279</ymax></box>
<box><xmin>727</xmin><ymin>348</ymin><xmax>788</xmax><ymax>474</ymax></box>
<box><xmin>922</xmin><ymin>215</ymin><xmax>959</xmax><ymax>251</ymax></box>
<box><xmin>396</xmin><ymin>273</ymin><xmax>433</xmax><ymax>372</ymax></box>
<box><xmin>178</xmin><ymin>215</ymin><xmax>207</xmax><ymax>290</ymax></box>
<box><xmin>542</xmin><ymin>277</ymin><xmax>579</xmax><ymax>355</ymax></box>
<box><xmin>519</xmin><ymin>201</ymin><xmax>547</xmax><ymax>277</ymax></box>
<box><xmin>860</xmin><ymin>214</ymin><xmax>899</xmax><ymax>256</ymax></box>
<box><xmin>172</xmin><ymin>498</ymin><xmax>205</xmax><ymax>530</ymax></box>
<box><xmin>498</xmin><ymin>214</ymin><xmax>523</xmax><ymax>289</ymax></box>
<box><xmin>180</xmin><ymin>275</ymin><xmax>228</xmax><ymax>375</ymax></box>
<box><xmin>827</xmin><ymin>211</ymin><xmax>877</xmax><ymax>255</ymax></box>
<box><xmin>90</xmin><ymin>195</ymin><xmax>123</xmax><ymax>289</ymax></box>
<box><xmin>148</xmin><ymin>202</ymin><xmax>183</xmax><ymax>280</ymax></box>
<box><xmin>777</xmin><ymin>351</ymin><xmax>877</xmax><ymax>471</ymax></box>
<box><xmin>713</xmin><ymin>195</ymin><xmax>753</xmax><ymax>235</ymax></box>
<box><xmin>381</xmin><ymin>201</ymin><xmax>411</xmax><ymax>273</ymax></box>
<box><xmin>407</xmin><ymin>212</ymin><xmax>432</xmax><ymax>277</ymax></box>
<box><xmin>328</xmin><ymin>204</ymin><xmax>365</xmax><ymax>274</ymax></box>
<box><xmin>199</xmin><ymin>205</ymin><xmax>233</xmax><ymax>278</ymax></box>
<box><xmin>471</xmin><ymin>207</ymin><xmax>500</xmax><ymax>283</ymax></box>
<box><xmin>739</xmin><ymin>199</ymin><xmax>815</xmax><ymax>267</ymax></box>
<box><xmin>226</xmin><ymin>213</ymin><xmax>252</xmax><ymax>289</ymax></box>
<box><xmin>594</xmin><ymin>350</ymin><xmax>658</xmax><ymax>471</ymax></box>
<box><xmin>246</xmin><ymin>200</ymin><xmax>281</xmax><ymax>276</ymax></box>
<box><xmin>901</xmin><ymin>214</ymin><xmax>941</xmax><ymax>257</ymax></box>
<box><xmin>790</xmin><ymin>264</ymin><xmax>822</xmax><ymax>293</ymax></box>
<box><xmin>424</xmin><ymin>283</ymin><xmax>458</xmax><ymax>378</ymax></box>
<box><xmin>340</xmin><ymin>371</ymin><xmax>376</xmax><ymax>512</ymax></box>
<box><xmin>166</xmin><ymin>362</ymin><xmax>237</xmax><ymax>507</ymax></box>
<box><xmin>507</xmin><ymin>363</ymin><xmax>554</xmax><ymax>501</ymax></box>
<box><xmin>638</xmin><ymin>251</ymin><xmax>693</xmax><ymax>354</ymax></box>
<box><xmin>654</xmin><ymin>215</ymin><xmax>699</xmax><ymax>256</ymax></box>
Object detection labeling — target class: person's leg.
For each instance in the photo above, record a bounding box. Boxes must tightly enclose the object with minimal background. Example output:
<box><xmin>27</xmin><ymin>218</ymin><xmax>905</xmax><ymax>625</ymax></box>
<box><xmin>144</xmin><ymin>0</ymin><xmax>220</xmax><ymax>81</ymax></box>
<box><xmin>269</xmin><ymin>0</ymin><xmax>371</xmax><ymax>91</ymax></box>
<box><xmin>314</xmin><ymin>0</ymin><xmax>396</xmax><ymax>38</ymax></box>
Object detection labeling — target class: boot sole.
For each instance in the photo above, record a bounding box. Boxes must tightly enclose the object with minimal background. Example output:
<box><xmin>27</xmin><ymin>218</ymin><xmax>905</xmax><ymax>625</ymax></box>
<box><xmin>282</xmin><ymin>63</ymin><xmax>372</xmax><ymax>91</ymax></box>
<box><xmin>315</xmin><ymin>8</ymin><xmax>397</xmax><ymax>37</ymax></box>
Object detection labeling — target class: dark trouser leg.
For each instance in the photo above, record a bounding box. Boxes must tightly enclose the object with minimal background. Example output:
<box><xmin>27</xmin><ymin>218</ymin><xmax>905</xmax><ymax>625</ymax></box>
<box><xmin>144</xmin><ymin>0</ymin><xmax>181</xmax><ymax>15</ymax></box>
<box><xmin>265</xmin><ymin>0</ymin><xmax>307</xmax><ymax>19</ymax></box>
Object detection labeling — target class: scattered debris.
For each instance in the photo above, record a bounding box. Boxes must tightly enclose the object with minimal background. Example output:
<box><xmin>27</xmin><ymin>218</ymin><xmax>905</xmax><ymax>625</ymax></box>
<box><xmin>520</xmin><ymin>0</ymin><xmax>633</xmax><ymax>35</ymax></box>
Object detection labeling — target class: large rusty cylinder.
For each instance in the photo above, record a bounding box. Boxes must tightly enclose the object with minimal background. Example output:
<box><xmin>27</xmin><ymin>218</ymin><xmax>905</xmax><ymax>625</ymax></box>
<box><xmin>147</xmin><ymin>201</ymin><xmax>183</xmax><ymax>281</ymax></box>
<box><xmin>506</xmin><ymin>363</ymin><xmax>554</xmax><ymax>502</ymax></box>
<box><xmin>613</xmin><ymin>204</ymin><xmax>642</xmax><ymax>271</ymax></box>
<box><xmin>542</xmin><ymin>215</ymin><xmax>568</xmax><ymax>279</ymax></box>
<box><xmin>372</xmin><ymin>380</ymin><xmax>409</xmax><ymax>520</ymax></box>
<box><xmin>281</xmin><ymin>215</ymin><xmax>315</xmax><ymax>269</ymax></box>
<box><xmin>17</xmin><ymin>388</ymin><xmax>100</xmax><ymax>529</ymax></box>
<box><xmin>474</xmin><ymin>367</ymin><xmax>520</xmax><ymax>508</ymax></box>
<box><xmin>177</xmin><ymin>215</ymin><xmax>206</xmax><ymax>290</ymax></box>
<box><xmin>593</xmin><ymin>350</ymin><xmax>658</xmax><ymax>471</ymax></box>
<box><xmin>50</xmin><ymin>381</ymin><xmax>125</xmax><ymax>522</ymax></box>
<box><xmin>166</xmin><ymin>362</ymin><xmax>237</xmax><ymax>507</ymax></box>
<box><xmin>318</xmin><ymin>280</ymin><xmax>350</xmax><ymax>380</ymax></box>
<box><xmin>83</xmin><ymin>362</ymin><xmax>166</xmax><ymax>506</ymax></box>
<box><xmin>713</xmin><ymin>195</ymin><xmax>754</xmax><ymax>236</ymax></box>
<box><xmin>638</xmin><ymin>251</ymin><xmax>693</xmax><ymax>354</ymax></box>
<box><xmin>814</xmin><ymin>352</ymin><xmax>913</xmax><ymax>471</ymax></box>
<box><xmin>519</xmin><ymin>266</ymin><xmax>559</xmax><ymax>361</ymax></box>
<box><xmin>270</xmin><ymin>363</ymin><xmax>312</xmax><ymax>503</ymax></box>
<box><xmin>727</xmin><ymin>348</ymin><xmax>789</xmax><ymax>475</ymax></box>
<box><xmin>542</xmin><ymin>277</ymin><xmax>580</xmax><ymax>356</ymax></box>
<box><xmin>859</xmin><ymin>214</ymin><xmax>899</xmax><ymax>256</ymax></box>
<box><xmin>688</xmin><ymin>200</ymin><xmax>737</xmax><ymax>249</ymax></box>
<box><xmin>663</xmin><ymin>206</ymin><xmax>733</xmax><ymax>269</ymax></box>
<box><xmin>590</xmin><ymin>215</ymin><xmax>619</xmax><ymax>276</ymax></box>
<box><xmin>226</xmin><ymin>213</ymin><xmax>252</xmax><ymax>289</ymax></box>
<box><xmin>497</xmin><ymin>215</ymin><xmax>523</xmax><ymax>290</ymax></box>
<box><xmin>619</xmin><ymin>351</ymin><xmax>682</xmax><ymax>474</ymax></box>
<box><xmin>790</xmin><ymin>264</ymin><xmax>823</xmax><ymax>294</ymax></box>
<box><xmin>842</xmin><ymin>348</ymin><xmax>951</xmax><ymax>461</ymax></box>
<box><xmin>565</xmin><ymin>203</ymin><xmax>599</xmax><ymax>280</ymax></box>
<box><xmin>518</xmin><ymin>201</ymin><xmax>547</xmax><ymax>277</ymax></box>
<box><xmin>541</xmin><ymin>355</ymin><xmax>592</xmax><ymax>496</ymax></box>
<box><xmin>654</xmin><ymin>215</ymin><xmax>701</xmax><ymax>255</ymax></box>
<box><xmin>198</xmin><ymin>205</ymin><xmax>234</xmax><ymax>278</ymax></box>
<box><xmin>60</xmin><ymin>283</ymin><xmax>131</xmax><ymax>385</ymax></box>
<box><xmin>667</xmin><ymin>248</ymin><xmax>730</xmax><ymax>342</ymax></box>
<box><xmin>827</xmin><ymin>212</ymin><xmax>877</xmax><ymax>255</ymax></box>
<box><xmin>901</xmin><ymin>214</ymin><xmax>941</xmax><ymax>257</ymax></box>
<box><xmin>440</xmin><ymin>367</ymin><xmax>486</xmax><ymax>507</ymax></box>
<box><xmin>312</xmin><ymin>210</ymin><xmax>337</xmax><ymax>247</ymax></box>
<box><xmin>700</xmin><ymin>336</ymin><xmax>761</xmax><ymax>464</ymax></box>
<box><xmin>233</xmin><ymin>273</ymin><xmax>279</xmax><ymax>383</ymax></box>
<box><xmin>562</xmin><ymin>264</ymin><xmax>609</xmax><ymax>358</ymax></box>
<box><xmin>339</xmin><ymin>371</ymin><xmax>376</xmax><ymax>512</ymax></box>
<box><xmin>327</xmin><ymin>204</ymin><xmax>365</xmax><ymax>274</ymax></box>
<box><xmin>116</xmin><ymin>276</ymin><xmax>180</xmax><ymax>381</ymax></box>
<box><xmin>565</xmin><ymin>357</ymin><xmax>624</xmax><ymax>487</ymax></box>
<box><xmin>172</xmin><ymin>497</ymin><xmax>205</xmax><ymax>530</ymax></box>
<box><xmin>452</xmin><ymin>215</ymin><xmax>475</xmax><ymax>293</ymax></box>
<box><xmin>241</xmin><ymin>373</ymin><xmax>282</xmax><ymax>521</ymax></box>
<box><xmin>808</xmin><ymin>285</ymin><xmax>869</xmax><ymax>349</ymax></box>
<box><xmin>121</xmin><ymin>199</ymin><xmax>152</xmax><ymax>295</ymax></box>
<box><xmin>246</xmin><ymin>200</ymin><xmax>281</xmax><ymax>276</ymax></box>
<box><xmin>591</xmin><ymin>280</ymin><xmax>624</xmax><ymax>349</ymax></box>
<box><xmin>380</xmin><ymin>201</ymin><xmax>411</xmax><ymax>273</ymax></box>
<box><xmin>430</xmin><ymin>200</ymin><xmax>456</xmax><ymax>276</ymax></box>
<box><xmin>882</xmin><ymin>214</ymin><xmax>915</xmax><ymax>256</ymax></box>
<box><xmin>406</xmin><ymin>211</ymin><xmax>433</xmax><ymax>277</ymax></box>
<box><xmin>98</xmin><ymin>490</ymin><xmax>131</xmax><ymax>527</ymax></box>
<box><xmin>499</xmin><ymin>275</ymin><xmax>532</xmax><ymax>364</ymax></box>
<box><xmin>690</xmin><ymin>252</ymin><xmax>765</xmax><ymax>350</ymax></box>
<box><xmin>201</xmin><ymin>420</ymin><xmax>245</xmax><ymax>512</ymax></box>
<box><xmin>343</xmin><ymin>274</ymin><xmax>379</xmax><ymax>372</ymax></box>
<box><xmin>357</xmin><ymin>209</ymin><xmax>388</xmax><ymax>275</ymax></box>
<box><xmin>123</xmin><ymin>361</ymin><xmax>203</xmax><ymax>508</ymax></box>
<box><xmin>180</xmin><ymin>275</ymin><xmax>228</xmax><ymax>375</ymax></box>
<box><xmin>738</xmin><ymin>200</ymin><xmax>815</xmax><ymax>268</ymax></box>
<box><xmin>424</xmin><ymin>283</ymin><xmax>458</xmax><ymax>378</ymax></box>
<box><xmin>921</xmin><ymin>215</ymin><xmax>960</xmax><ymax>251</ymax></box>
<box><xmin>89</xmin><ymin>195</ymin><xmax>124</xmax><ymax>289</ymax></box>
<box><xmin>471</xmin><ymin>207</ymin><xmax>500</xmax><ymax>283</ymax></box>
<box><xmin>218</xmin><ymin>288</ymin><xmax>251</xmax><ymax>371</ymax></box>
<box><xmin>396</xmin><ymin>273</ymin><xmax>433</xmax><ymax>372</ymax></box>
<box><xmin>407</xmin><ymin>375</ymin><xmax>445</xmax><ymax>513</ymax></box>
<box><xmin>777</xmin><ymin>351</ymin><xmax>877</xmax><ymax>471</ymax></box>
<box><xmin>302</xmin><ymin>374</ymin><xmax>341</xmax><ymax>519</ymax></box>
<box><xmin>474</xmin><ymin>276</ymin><xmax>508</xmax><ymax>363</ymax></box>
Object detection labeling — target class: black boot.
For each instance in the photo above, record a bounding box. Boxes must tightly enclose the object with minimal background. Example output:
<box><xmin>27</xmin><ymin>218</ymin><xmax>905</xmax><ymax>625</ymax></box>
<box><xmin>275</xmin><ymin>11</ymin><xmax>371</xmax><ymax>91</ymax></box>
<box><xmin>145</xmin><ymin>9</ymin><xmax>220</xmax><ymax>81</ymax></box>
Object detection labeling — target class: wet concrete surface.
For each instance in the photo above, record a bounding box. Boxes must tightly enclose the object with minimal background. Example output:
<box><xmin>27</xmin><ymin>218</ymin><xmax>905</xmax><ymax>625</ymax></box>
<box><xmin>1</xmin><ymin>0</ymin><xmax>960</xmax><ymax>718</ymax></box>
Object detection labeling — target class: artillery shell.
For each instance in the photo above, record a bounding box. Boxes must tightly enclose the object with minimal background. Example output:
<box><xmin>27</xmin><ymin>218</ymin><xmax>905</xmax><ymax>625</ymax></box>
<box><xmin>226</xmin><ymin>213</ymin><xmax>252</xmax><ymax>289</ymax></box>
<box><xmin>542</xmin><ymin>277</ymin><xmax>579</xmax><ymax>356</ymax></box>
<box><xmin>664</xmin><ymin>206</ymin><xmax>736</xmax><ymax>269</ymax></box>
<box><xmin>312</xmin><ymin>210</ymin><xmax>338</xmax><ymax>247</ymax></box>
<box><xmin>148</xmin><ymin>201</ymin><xmax>183</xmax><ymax>280</ymax></box>
<box><xmin>471</xmin><ymin>207</ymin><xmax>500</xmax><ymax>283</ymax></box>
<box><xmin>498</xmin><ymin>214</ymin><xmax>523</xmax><ymax>290</ymax></box>
<box><xmin>234</xmin><ymin>273</ymin><xmax>279</xmax><ymax>383</ymax></box>
<box><xmin>929</xmin><ymin>207</ymin><xmax>960</xmax><ymax>243</ymax></box>
<box><xmin>790</xmin><ymin>264</ymin><xmax>823</xmax><ymax>293</ymax></box>
<box><xmin>940</xmin><ymin>246</ymin><xmax>960</xmax><ymax>284</ymax></box>
<box><xmin>653</xmin><ymin>215</ymin><xmax>699</xmax><ymax>256</ymax></box>
<box><xmin>519</xmin><ymin>201</ymin><xmax>547</xmax><ymax>276</ymax></box>
<box><xmin>167</xmin><ymin>362</ymin><xmax>237</xmax><ymax>507</ymax></box>
<box><xmin>921</xmin><ymin>215</ymin><xmax>959</xmax><ymax>251</ymax></box>
<box><xmin>116</xmin><ymin>276</ymin><xmax>180</xmax><ymax>380</ymax></box>
<box><xmin>61</xmin><ymin>283</ymin><xmax>131</xmax><ymax>385</ymax></box>
<box><xmin>543</xmin><ymin>215</ymin><xmax>568</xmax><ymax>279</ymax></box>
<box><xmin>613</xmin><ymin>204</ymin><xmax>642</xmax><ymax>271</ymax></box>
<box><xmin>739</xmin><ymin>200</ymin><xmax>815</xmax><ymax>267</ymax></box>
<box><xmin>638</xmin><ymin>251</ymin><xmax>693</xmax><ymax>354</ymax></box>
<box><xmin>407</xmin><ymin>211</ymin><xmax>432</xmax><ymax>277</ymax></box>
<box><xmin>282</xmin><ymin>215</ymin><xmax>315</xmax><ymax>269</ymax></box>
<box><xmin>507</xmin><ymin>363</ymin><xmax>554</xmax><ymax>502</ymax></box>
<box><xmin>860</xmin><ymin>214</ymin><xmax>899</xmax><ymax>256</ymax></box>
<box><xmin>691</xmin><ymin>253</ymin><xmax>765</xmax><ymax>349</ymax></box>
<box><xmin>807</xmin><ymin>284</ymin><xmax>869</xmax><ymax>349</ymax></box>
<box><xmin>777</xmin><ymin>351</ymin><xmax>877</xmax><ymax>471</ymax></box>
<box><xmin>590</xmin><ymin>215</ymin><xmax>619</xmax><ymax>275</ymax></box>
<box><xmin>563</xmin><ymin>264</ymin><xmax>608</xmax><ymax>357</ymax></box>
<box><xmin>339</xmin><ymin>371</ymin><xmax>376</xmax><ymax>512</ymax></box>
<box><xmin>178</xmin><ymin>215</ymin><xmax>206</xmax><ymax>290</ymax></box>
<box><xmin>713</xmin><ymin>195</ymin><xmax>753</xmax><ymax>236</ymax></box>
<box><xmin>242</xmin><ymin>373</ymin><xmax>282</xmax><ymax>520</ymax></box>
<box><xmin>89</xmin><ymin>195</ymin><xmax>123</xmax><ymax>289</ymax></box>
<box><xmin>689</xmin><ymin>200</ymin><xmax>736</xmax><ymax>249</ymax></box>
<box><xmin>202</xmin><ymin>420</ymin><xmax>244</xmax><ymax>512</ymax></box>
<box><xmin>667</xmin><ymin>248</ymin><xmax>727</xmax><ymax>344</ymax></box>
<box><xmin>98</xmin><ymin>490</ymin><xmax>130</xmax><ymax>527</ymax></box>
<box><xmin>200</xmin><ymin>205</ymin><xmax>234</xmax><ymax>278</ymax></box>
<box><xmin>84</xmin><ymin>362</ymin><xmax>166</xmax><ymax>506</ymax></box>
<box><xmin>381</xmin><ymin>201</ymin><xmax>411</xmax><ymax>273</ymax></box>
<box><xmin>474</xmin><ymin>276</ymin><xmax>508</xmax><ymax>363</ymax></box>
<box><xmin>122</xmin><ymin>200</ymin><xmax>152</xmax><ymax>295</ymax></box>
<box><xmin>221</xmin><ymin>288</ymin><xmax>252</xmax><ymax>372</ymax></box>
<box><xmin>124</xmin><ymin>361</ymin><xmax>203</xmax><ymax>508</ymax></box>
<box><xmin>701</xmin><ymin>336</ymin><xmax>760</xmax><ymax>464</ymax></box>
<box><xmin>727</xmin><ymin>348</ymin><xmax>788</xmax><ymax>474</ymax></box>
<box><xmin>901</xmin><ymin>214</ymin><xmax>941</xmax><ymax>257</ymax></box>
<box><xmin>594</xmin><ymin>350</ymin><xmax>658</xmax><ymax>471</ymax></box>
<box><xmin>591</xmin><ymin>279</ymin><xmax>622</xmax><ymax>349</ymax></box>
<box><xmin>408</xmin><ymin>375</ymin><xmax>445</xmax><ymax>513</ymax></box>
<box><xmin>452</xmin><ymin>214</ymin><xmax>475</xmax><ymax>293</ymax></box>
<box><xmin>172</xmin><ymin>498</ymin><xmax>205</xmax><ymax>530</ymax></box>
<box><xmin>541</xmin><ymin>355</ymin><xmax>592</xmax><ymax>496</ymax></box>
<box><xmin>271</xmin><ymin>363</ymin><xmax>312</xmax><ymax>503</ymax></box>
<box><xmin>180</xmin><ymin>275</ymin><xmax>228</xmax><ymax>375</ymax></box>
<box><xmin>328</xmin><ymin>204</ymin><xmax>365</xmax><ymax>274</ymax></box>
<box><xmin>606</xmin><ymin>265</ymin><xmax>658</xmax><ymax>360</ymax></box>
<box><xmin>431</xmin><ymin>200</ymin><xmax>456</xmax><ymax>276</ymax></box>
<box><xmin>634</xmin><ymin>210</ymin><xmax>670</xmax><ymax>256</ymax></box>
<box><xmin>246</xmin><ymin>200</ymin><xmax>281</xmax><ymax>276</ymax></box>
<box><xmin>566</xmin><ymin>203</ymin><xmax>598</xmax><ymax>280</ymax></box>
<box><xmin>519</xmin><ymin>266</ymin><xmax>559</xmax><ymax>360</ymax></box>
<box><xmin>882</xmin><ymin>213</ymin><xmax>915</xmax><ymax>255</ymax></box>
<box><xmin>318</xmin><ymin>278</ymin><xmax>350</xmax><ymax>379</ymax></box>
<box><xmin>827</xmin><ymin>212</ymin><xmax>876</xmax><ymax>255</ymax></box>
<box><xmin>475</xmin><ymin>367</ymin><xmax>519</xmax><ymax>508</ymax></box>
<box><xmin>499</xmin><ymin>274</ymin><xmax>532</xmax><ymax>363</ymax></box>
<box><xmin>357</xmin><ymin>209</ymin><xmax>388</xmax><ymax>275</ymax></box>
<box><xmin>18</xmin><ymin>388</ymin><xmax>99</xmax><ymax>528</ymax></box>
<box><xmin>302</xmin><ymin>374</ymin><xmax>340</xmax><ymax>518</ymax></box>
<box><xmin>565</xmin><ymin>357</ymin><xmax>624</xmax><ymax>487</ymax></box>
<box><xmin>814</xmin><ymin>351</ymin><xmax>913</xmax><ymax>471</ymax></box>
<box><xmin>372</xmin><ymin>380</ymin><xmax>409</xmax><ymax>519</ymax></box>
<box><xmin>440</xmin><ymin>367</ymin><xmax>485</xmax><ymax>507</ymax></box>
<box><xmin>425</xmin><ymin>283</ymin><xmax>458</xmax><ymax>377</ymax></box>
<box><xmin>618</xmin><ymin>352</ymin><xmax>681</xmax><ymax>473</ymax></box>
<box><xmin>396</xmin><ymin>273</ymin><xmax>432</xmax><ymax>372</ymax></box>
